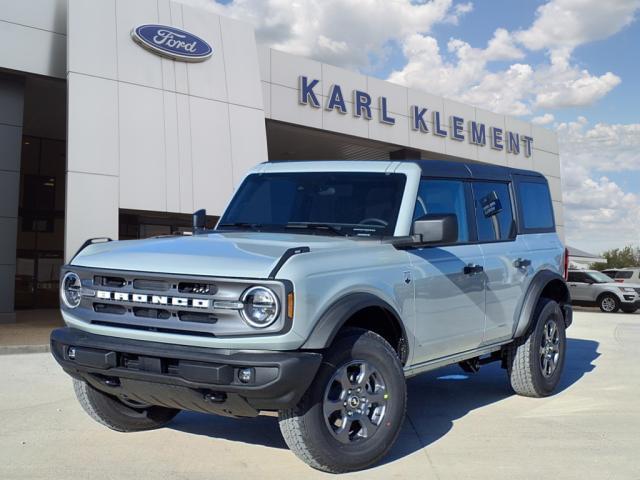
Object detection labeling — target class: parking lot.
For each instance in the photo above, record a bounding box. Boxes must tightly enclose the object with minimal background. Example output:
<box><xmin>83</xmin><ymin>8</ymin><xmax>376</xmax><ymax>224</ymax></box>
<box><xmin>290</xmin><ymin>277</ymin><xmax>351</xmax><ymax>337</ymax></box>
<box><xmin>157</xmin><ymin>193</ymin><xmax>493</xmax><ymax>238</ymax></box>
<box><xmin>1</xmin><ymin>309</ymin><xmax>638</xmax><ymax>480</ymax></box>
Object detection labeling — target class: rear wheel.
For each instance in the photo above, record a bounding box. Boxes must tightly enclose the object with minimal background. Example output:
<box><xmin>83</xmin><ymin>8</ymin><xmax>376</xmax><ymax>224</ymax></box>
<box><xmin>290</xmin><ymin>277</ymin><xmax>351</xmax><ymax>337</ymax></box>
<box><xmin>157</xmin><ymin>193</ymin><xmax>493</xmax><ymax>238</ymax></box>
<box><xmin>598</xmin><ymin>293</ymin><xmax>620</xmax><ymax>313</ymax></box>
<box><xmin>507</xmin><ymin>298</ymin><xmax>566</xmax><ymax>397</ymax></box>
<box><xmin>278</xmin><ymin>329</ymin><xmax>406</xmax><ymax>473</ymax></box>
<box><xmin>73</xmin><ymin>379</ymin><xmax>179</xmax><ymax>432</ymax></box>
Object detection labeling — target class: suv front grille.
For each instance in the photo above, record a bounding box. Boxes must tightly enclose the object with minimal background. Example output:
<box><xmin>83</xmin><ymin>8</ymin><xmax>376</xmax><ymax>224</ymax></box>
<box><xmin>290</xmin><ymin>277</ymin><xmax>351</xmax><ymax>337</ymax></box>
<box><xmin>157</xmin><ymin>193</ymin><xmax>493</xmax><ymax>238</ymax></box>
<box><xmin>66</xmin><ymin>267</ymin><xmax>288</xmax><ymax>337</ymax></box>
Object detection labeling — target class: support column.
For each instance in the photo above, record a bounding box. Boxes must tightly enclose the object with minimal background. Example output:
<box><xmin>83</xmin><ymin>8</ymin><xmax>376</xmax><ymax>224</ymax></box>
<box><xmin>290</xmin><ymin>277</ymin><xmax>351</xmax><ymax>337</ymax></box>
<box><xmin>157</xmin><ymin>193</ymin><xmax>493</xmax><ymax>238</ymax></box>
<box><xmin>0</xmin><ymin>75</ymin><xmax>24</xmax><ymax>323</ymax></box>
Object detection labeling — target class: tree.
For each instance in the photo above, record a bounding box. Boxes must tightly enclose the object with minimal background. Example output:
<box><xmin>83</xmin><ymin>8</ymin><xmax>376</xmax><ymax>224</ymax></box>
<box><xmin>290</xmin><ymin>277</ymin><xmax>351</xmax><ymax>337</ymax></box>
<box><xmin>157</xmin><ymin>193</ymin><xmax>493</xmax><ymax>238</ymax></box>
<box><xmin>590</xmin><ymin>246</ymin><xmax>640</xmax><ymax>270</ymax></box>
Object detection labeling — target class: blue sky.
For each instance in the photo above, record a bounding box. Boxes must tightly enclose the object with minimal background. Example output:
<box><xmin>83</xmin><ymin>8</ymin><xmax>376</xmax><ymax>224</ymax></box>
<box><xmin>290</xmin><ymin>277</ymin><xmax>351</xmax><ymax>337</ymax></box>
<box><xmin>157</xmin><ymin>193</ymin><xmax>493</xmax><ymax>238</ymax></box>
<box><xmin>203</xmin><ymin>0</ymin><xmax>640</xmax><ymax>252</ymax></box>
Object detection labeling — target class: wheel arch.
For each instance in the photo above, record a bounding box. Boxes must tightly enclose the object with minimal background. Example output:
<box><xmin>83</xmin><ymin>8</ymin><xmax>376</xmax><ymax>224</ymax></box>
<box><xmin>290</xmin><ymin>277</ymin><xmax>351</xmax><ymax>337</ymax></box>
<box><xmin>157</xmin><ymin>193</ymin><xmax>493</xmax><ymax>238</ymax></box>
<box><xmin>300</xmin><ymin>292</ymin><xmax>409</xmax><ymax>364</ymax></box>
<box><xmin>596</xmin><ymin>290</ymin><xmax>621</xmax><ymax>305</ymax></box>
<box><xmin>514</xmin><ymin>270</ymin><xmax>572</xmax><ymax>338</ymax></box>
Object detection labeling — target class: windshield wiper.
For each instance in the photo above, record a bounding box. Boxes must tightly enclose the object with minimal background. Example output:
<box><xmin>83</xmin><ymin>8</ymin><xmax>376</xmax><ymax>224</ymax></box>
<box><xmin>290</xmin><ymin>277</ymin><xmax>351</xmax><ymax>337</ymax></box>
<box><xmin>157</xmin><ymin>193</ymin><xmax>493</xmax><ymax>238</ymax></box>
<box><xmin>285</xmin><ymin>222</ymin><xmax>344</xmax><ymax>235</ymax></box>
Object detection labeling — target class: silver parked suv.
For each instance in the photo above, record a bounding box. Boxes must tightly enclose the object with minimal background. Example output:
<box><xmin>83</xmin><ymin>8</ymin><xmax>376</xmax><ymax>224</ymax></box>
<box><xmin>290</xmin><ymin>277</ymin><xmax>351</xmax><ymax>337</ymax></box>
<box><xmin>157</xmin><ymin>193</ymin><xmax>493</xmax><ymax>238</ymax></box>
<box><xmin>51</xmin><ymin>160</ymin><xmax>572</xmax><ymax>473</ymax></box>
<box><xmin>567</xmin><ymin>269</ymin><xmax>640</xmax><ymax>313</ymax></box>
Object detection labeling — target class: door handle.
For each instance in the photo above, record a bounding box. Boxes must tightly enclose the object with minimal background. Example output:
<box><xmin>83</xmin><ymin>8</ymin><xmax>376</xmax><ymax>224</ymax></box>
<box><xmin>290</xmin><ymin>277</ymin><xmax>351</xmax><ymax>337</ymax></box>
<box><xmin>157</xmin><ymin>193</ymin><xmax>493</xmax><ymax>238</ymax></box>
<box><xmin>464</xmin><ymin>264</ymin><xmax>484</xmax><ymax>275</ymax></box>
<box><xmin>514</xmin><ymin>258</ymin><xmax>531</xmax><ymax>268</ymax></box>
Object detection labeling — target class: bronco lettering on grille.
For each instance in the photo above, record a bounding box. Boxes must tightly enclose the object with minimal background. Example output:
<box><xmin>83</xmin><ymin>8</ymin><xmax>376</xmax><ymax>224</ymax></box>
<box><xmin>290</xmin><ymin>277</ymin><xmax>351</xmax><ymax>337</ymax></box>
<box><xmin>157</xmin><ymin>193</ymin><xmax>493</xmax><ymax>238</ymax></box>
<box><xmin>95</xmin><ymin>290</ymin><xmax>211</xmax><ymax>309</ymax></box>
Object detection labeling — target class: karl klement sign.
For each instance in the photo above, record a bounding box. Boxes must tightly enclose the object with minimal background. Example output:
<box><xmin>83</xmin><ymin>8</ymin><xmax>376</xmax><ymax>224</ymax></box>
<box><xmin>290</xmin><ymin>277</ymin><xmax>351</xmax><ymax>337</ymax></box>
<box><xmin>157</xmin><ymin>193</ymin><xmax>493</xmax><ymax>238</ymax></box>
<box><xmin>298</xmin><ymin>76</ymin><xmax>533</xmax><ymax>157</ymax></box>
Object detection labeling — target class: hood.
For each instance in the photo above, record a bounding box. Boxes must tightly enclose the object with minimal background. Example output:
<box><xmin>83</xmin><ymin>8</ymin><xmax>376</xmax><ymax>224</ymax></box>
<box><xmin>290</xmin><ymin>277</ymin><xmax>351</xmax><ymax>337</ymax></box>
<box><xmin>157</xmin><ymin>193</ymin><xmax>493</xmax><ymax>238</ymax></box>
<box><xmin>71</xmin><ymin>231</ymin><xmax>358</xmax><ymax>278</ymax></box>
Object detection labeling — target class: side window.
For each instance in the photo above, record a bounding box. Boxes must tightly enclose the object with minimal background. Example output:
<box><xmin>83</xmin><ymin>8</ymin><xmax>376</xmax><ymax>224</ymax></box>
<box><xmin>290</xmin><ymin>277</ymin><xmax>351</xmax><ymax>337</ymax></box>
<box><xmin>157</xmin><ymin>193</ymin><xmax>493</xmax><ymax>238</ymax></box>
<box><xmin>472</xmin><ymin>182</ymin><xmax>515</xmax><ymax>241</ymax></box>
<box><xmin>517</xmin><ymin>181</ymin><xmax>555</xmax><ymax>231</ymax></box>
<box><xmin>616</xmin><ymin>271</ymin><xmax>633</xmax><ymax>279</ymax></box>
<box><xmin>413</xmin><ymin>179</ymin><xmax>469</xmax><ymax>243</ymax></box>
<box><xmin>569</xmin><ymin>272</ymin><xmax>588</xmax><ymax>283</ymax></box>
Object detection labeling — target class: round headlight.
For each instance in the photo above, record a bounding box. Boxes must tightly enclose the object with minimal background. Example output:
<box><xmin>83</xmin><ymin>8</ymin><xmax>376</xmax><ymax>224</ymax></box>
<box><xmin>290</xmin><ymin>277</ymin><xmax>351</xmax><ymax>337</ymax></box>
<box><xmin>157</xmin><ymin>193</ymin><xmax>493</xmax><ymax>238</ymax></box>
<box><xmin>241</xmin><ymin>286</ymin><xmax>279</xmax><ymax>328</ymax></box>
<box><xmin>61</xmin><ymin>272</ymin><xmax>82</xmax><ymax>309</ymax></box>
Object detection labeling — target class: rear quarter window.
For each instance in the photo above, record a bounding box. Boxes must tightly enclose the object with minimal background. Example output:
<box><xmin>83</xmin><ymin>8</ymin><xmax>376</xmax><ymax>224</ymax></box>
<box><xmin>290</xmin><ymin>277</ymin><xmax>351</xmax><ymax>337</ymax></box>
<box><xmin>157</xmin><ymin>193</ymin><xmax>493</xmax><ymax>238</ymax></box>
<box><xmin>616</xmin><ymin>271</ymin><xmax>633</xmax><ymax>279</ymax></box>
<box><xmin>515</xmin><ymin>179</ymin><xmax>555</xmax><ymax>233</ymax></box>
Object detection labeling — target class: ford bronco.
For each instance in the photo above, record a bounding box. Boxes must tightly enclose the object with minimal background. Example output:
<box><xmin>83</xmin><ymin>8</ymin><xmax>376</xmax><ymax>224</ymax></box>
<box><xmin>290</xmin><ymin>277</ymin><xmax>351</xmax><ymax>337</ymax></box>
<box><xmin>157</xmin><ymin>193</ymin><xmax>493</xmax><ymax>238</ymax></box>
<box><xmin>51</xmin><ymin>159</ymin><xmax>571</xmax><ymax>473</ymax></box>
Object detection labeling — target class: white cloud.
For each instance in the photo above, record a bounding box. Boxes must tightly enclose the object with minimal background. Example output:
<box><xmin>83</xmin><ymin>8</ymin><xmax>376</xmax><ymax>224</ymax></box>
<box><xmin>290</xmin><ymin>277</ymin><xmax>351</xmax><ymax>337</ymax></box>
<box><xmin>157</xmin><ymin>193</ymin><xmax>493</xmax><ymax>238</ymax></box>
<box><xmin>557</xmin><ymin>118</ymin><xmax>640</xmax><ymax>171</ymax></box>
<box><xmin>532</xmin><ymin>113</ymin><xmax>555</xmax><ymax>125</ymax></box>
<box><xmin>533</xmin><ymin>64</ymin><xmax>621</xmax><ymax>109</ymax></box>
<box><xmin>387</xmin><ymin>29</ymin><xmax>532</xmax><ymax>114</ymax></box>
<box><xmin>516</xmin><ymin>0</ymin><xmax>640</xmax><ymax>52</ymax></box>
<box><xmin>559</xmin><ymin>118</ymin><xmax>640</xmax><ymax>251</ymax></box>
<box><xmin>387</xmin><ymin>0</ymin><xmax>635</xmax><ymax>114</ymax></box>
<box><xmin>179</xmin><ymin>0</ymin><xmax>470</xmax><ymax>70</ymax></box>
<box><xmin>561</xmin><ymin>162</ymin><xmax>640</xmax><ymax>252</ymax></box>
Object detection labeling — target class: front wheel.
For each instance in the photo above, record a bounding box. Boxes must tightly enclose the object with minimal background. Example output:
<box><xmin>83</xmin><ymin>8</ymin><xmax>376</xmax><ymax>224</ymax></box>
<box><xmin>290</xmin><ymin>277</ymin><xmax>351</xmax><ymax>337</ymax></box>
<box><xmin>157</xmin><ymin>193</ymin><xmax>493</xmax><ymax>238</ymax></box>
<box><xmin>507</xmin><ymin>298</ymin><xmax>566</xmax><ymax>397</ymax></box>
<box><xmin>278</xmin><ymin>329</ymin><xmax>406</xmax><ymax>474</ymax></box>
<box><xmin>598</xmin><ymin>293</ymin><xmax>620</xmax><ymax>313</ymax></box>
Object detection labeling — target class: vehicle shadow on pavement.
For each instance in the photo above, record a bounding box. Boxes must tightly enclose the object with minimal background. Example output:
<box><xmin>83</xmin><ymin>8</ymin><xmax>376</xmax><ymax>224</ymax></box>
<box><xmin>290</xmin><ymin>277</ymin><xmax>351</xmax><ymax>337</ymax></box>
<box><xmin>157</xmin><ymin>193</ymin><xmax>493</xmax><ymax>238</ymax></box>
<box><xmin>382</xmin><ymin>337</ymin><xmax>599</xmax><ymax>465</ymax></box>
<box><xmin>168</xmin><ymin>338</ymin><xmax>599</xmax><ymax>458</ymax></box>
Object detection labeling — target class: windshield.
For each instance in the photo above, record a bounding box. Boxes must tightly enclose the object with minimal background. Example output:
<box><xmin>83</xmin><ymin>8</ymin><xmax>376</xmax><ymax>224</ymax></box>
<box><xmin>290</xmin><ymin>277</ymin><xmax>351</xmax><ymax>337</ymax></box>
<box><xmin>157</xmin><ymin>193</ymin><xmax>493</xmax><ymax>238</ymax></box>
<box><xmin>218</xmin><ymin>172</ymin><xmax>406</xmax><ymax>237</ymax></box>
<box><xmin>588</xmin><ymin>271</ymin><xmax>613</xmax><ymax>283</ymax></box>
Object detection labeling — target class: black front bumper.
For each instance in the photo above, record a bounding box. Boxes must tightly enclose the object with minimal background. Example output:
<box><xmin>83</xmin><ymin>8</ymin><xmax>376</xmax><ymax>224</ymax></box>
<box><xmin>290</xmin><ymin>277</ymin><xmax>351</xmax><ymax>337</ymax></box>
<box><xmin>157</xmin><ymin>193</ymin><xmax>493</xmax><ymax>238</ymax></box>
<box><xmin>50</xmin><ymin>328</ymin><xmax>322</xmax><ymax>417</ymax></box>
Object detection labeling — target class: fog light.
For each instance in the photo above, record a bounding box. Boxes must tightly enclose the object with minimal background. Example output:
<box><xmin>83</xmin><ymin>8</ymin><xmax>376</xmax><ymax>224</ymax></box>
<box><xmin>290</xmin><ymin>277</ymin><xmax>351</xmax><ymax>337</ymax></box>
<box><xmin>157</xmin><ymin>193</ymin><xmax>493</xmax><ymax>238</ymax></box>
<box><xmin>238</xmin><ymin>367</ymin><xmax>254</xmax><ymax>384</ymax></box>
<box><xmin>68</xmin><ymin>347</ymin><xmax>76</xmax><ymax>360</ymax></box>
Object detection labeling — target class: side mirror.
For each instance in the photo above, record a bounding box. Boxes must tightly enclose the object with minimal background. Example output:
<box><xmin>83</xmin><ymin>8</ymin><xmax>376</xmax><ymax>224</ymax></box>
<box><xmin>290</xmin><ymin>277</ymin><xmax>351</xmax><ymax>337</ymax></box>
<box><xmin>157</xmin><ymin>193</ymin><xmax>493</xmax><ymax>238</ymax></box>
<box><xmin>413</xmin><ymin>214</ymin><xmax>458</xmax><ymax>245</ymax></box>
<box><xmin>193</xmin><ymin>209</ymin><xmax>207</xmax><ymax>234</ymax></box>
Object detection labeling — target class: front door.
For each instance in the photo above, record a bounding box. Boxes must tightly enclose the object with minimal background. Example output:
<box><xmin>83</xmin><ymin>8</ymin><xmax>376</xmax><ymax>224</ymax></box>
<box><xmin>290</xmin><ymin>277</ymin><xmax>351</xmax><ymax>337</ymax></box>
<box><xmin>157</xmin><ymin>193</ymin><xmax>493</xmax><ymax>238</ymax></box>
<box><xmin>567</xmin><ymin>271</ymin><xmax>594</xmax><ymax>301</ymax></box>
<box><xmin>407</xmin><ymin>179</ymin><xmax>486</xmax><ymax>364</ymax></box>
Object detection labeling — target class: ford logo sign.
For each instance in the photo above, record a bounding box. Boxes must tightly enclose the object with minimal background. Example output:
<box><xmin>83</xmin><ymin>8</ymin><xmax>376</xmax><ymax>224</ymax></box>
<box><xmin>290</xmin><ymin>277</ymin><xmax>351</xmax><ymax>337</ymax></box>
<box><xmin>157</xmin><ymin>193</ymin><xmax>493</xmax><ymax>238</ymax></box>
<box><xmin>131</xmin><ymin>24</ymin><xmax>213</xmax><ymax>62</ymax></box>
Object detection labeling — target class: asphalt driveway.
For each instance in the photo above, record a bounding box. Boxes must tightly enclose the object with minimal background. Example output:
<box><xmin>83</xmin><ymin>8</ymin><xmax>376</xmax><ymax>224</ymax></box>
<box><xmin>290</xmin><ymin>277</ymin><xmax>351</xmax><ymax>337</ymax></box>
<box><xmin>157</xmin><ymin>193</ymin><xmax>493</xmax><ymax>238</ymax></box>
<box><xmin>1</xmin><ymin>309</ymin><xmax>638</xmax><ymax>479</ymax></box>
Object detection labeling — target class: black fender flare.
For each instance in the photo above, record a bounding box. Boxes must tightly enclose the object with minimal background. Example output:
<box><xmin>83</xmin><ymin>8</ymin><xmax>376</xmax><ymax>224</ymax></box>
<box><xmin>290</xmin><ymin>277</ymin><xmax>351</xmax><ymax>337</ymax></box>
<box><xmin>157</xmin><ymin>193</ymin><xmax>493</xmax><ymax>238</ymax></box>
<box><xmin>513</xmin><ymin>270</ymin><xmax>571</xmax><ymax>338</ymax></box>
<box><xmin>300</xmin><ymin>292</ymin><xmax>408</xmax><ymax>352</ymax></box>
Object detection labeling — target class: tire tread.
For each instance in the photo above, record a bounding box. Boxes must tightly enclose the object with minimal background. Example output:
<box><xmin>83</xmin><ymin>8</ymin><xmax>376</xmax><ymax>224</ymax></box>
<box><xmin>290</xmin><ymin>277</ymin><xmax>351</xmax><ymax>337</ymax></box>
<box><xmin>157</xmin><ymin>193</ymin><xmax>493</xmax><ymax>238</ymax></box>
<box><xmin>278</xmin><ymin>329</ymin><xmax>405</xmax><ymax>474</ymax></box>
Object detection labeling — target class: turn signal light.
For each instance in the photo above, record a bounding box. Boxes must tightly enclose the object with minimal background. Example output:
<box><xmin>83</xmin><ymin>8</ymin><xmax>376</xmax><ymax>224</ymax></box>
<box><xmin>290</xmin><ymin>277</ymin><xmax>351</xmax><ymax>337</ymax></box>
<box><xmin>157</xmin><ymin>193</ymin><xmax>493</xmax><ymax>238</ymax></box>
<box><xmin>287</xmin><ymin>292</ymin><xmax>294</xmax><ymax>319</ymax></box>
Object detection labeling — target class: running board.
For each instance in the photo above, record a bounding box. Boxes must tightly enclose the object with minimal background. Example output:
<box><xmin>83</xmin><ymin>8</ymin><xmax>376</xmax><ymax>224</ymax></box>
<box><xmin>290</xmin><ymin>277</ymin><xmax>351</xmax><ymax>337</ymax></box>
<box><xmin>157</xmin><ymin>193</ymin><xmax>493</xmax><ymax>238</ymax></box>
<box><xmin>403</xmin><ymin>342</ymin><xmax>507</xmax><ymax>378</ymax></box>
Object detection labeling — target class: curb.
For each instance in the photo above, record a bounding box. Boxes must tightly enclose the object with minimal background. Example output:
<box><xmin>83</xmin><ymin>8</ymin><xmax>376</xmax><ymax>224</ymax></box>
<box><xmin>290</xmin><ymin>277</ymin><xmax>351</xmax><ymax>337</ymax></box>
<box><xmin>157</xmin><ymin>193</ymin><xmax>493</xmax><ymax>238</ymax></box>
<box><xmin>0</xmin><ymin>344</ymin><xmax>50</xmax><ymax>355</ymax></box>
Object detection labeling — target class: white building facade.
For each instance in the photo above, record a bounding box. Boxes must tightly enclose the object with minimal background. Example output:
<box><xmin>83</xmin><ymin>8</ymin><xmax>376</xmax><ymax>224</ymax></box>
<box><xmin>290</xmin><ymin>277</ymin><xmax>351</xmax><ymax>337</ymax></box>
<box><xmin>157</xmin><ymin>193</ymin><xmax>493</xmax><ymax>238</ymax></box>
<box><xmin>0</xmin><ymin>0</ymin><xmax>563</xmax><ymax>320</ymax></box>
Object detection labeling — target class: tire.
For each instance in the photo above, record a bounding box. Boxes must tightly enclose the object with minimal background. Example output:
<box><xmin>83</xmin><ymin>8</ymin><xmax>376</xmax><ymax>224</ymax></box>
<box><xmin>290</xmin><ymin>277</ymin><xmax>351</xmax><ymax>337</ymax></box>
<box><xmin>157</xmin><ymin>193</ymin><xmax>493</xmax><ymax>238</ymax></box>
<box><xmin>621</xmin><ymin>306</ymin><xmax>638</xmax><ymax>314</ymax></box>
<box><xmin>598</xmin><ymin>293</ymin><xmax>620</xmax><ymax>313</ymax></box>
<box><xmin>278</xmin><ymin>329</ymin><xmax>407</xmax><ymax>474</ymax></box>
<box><xmin>73</xmin><ymin>379</ymin><xmax>179</xmax><ymax>432</ymax></box>
<box><xmin>507</xmin><ymin>298</ymin><xmax>566</xmax><ymax>398</ymax></box>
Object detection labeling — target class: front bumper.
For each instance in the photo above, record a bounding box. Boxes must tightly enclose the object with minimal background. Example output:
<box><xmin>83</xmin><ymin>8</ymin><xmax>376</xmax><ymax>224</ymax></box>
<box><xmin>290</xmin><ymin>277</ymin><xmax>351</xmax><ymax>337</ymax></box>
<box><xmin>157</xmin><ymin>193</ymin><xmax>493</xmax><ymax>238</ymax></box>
<box><xmin>621</xmin><ymin>295</ymin><xmax>640</xmax><ymax>305</ymax></box>
<box><xmin>50</xmin><ymin>327</ymin><xmax>322</xmax><ymax>417</ymax></box>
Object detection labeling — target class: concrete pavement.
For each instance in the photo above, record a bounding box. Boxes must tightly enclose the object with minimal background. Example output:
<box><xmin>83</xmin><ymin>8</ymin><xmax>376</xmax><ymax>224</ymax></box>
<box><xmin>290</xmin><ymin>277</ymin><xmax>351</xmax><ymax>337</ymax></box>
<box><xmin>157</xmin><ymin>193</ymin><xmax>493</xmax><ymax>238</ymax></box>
<box><xmin>0</xmin><ymin>309</ymin><xmax>638</xmax><ymax>479</ymax></box>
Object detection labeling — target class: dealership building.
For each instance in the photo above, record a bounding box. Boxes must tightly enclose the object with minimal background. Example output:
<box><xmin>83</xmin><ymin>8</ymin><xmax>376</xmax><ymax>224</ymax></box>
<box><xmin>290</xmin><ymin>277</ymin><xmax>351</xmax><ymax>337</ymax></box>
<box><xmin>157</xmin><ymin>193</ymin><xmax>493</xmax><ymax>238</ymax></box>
<box><xmin>0</xmin><ymin>0</ymin><xmax>563</xmax><ymax>321</ymax></box>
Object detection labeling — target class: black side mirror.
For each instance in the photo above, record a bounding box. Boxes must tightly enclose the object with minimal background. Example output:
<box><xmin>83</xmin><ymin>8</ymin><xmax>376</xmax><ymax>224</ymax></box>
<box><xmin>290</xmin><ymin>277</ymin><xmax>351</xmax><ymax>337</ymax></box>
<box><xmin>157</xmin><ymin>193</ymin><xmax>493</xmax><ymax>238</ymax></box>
<box><xmin>193</xmin><ymin>209</ymin><xmax>207</xmax><ymax>234</ymax></box>
<box><xmin>413</xmin><ymin>214</ymin><xmax>458</xmax><ymax>244</ymax></box>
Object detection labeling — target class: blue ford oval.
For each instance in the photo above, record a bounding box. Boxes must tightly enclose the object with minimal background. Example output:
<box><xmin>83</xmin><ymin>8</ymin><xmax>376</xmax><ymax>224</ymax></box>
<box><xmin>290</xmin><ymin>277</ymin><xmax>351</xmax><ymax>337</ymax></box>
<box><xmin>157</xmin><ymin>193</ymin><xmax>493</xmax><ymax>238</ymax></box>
<box><xmin>131</xmin><ymin>24</ymin><xmax>213</xmax><ymax>62</ymax></box>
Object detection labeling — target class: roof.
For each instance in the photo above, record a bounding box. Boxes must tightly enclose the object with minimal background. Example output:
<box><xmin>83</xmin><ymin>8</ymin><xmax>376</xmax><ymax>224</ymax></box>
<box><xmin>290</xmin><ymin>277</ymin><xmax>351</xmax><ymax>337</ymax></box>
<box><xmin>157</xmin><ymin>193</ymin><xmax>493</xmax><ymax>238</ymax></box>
<box><xmin>267</xmin><ymin>159</ymin><xmax>546</xmax><ymax>181</ymax></box>
<box><xmin>411</xmin><ymin>159</ymin><xmax>545</xmax><ymax>181</ymax></box>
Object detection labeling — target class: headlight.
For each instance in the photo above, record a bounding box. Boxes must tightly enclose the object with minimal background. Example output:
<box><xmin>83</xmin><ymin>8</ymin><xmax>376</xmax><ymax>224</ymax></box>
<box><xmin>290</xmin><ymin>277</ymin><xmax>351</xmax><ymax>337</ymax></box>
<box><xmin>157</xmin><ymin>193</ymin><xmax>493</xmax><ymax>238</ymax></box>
<box><xmin>61</xmin><ymin>272</ymin><xmax>82</xmax><ymax>308</ymax></box>
<box><xmin>620</xmin><ymin>287</ymin><xmax>636</xmax><ymax>293</ymax></box>
<box><xmin>240</xmin><ymin>286</ymin><xmax>279</xmax><ymax>328</ymax></box>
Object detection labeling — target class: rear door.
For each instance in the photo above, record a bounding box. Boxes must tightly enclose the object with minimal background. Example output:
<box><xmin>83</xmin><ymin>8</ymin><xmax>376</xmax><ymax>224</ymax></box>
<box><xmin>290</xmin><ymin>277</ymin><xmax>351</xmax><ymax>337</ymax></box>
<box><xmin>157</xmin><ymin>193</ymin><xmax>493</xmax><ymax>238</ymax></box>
<box><xmin>407</xmin><ymin>178</ymin><xmax>486</xmax><ymax>364</ymax></box>
<box><xmin>472</xmin><ymin>181</ymin><xmax>530</xmax><ymax>344</ymax></box>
